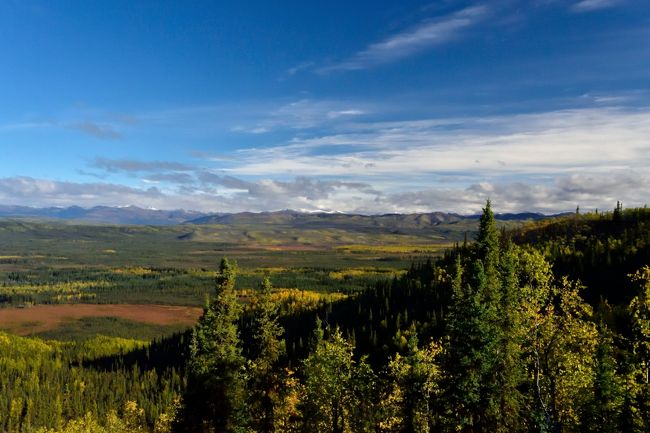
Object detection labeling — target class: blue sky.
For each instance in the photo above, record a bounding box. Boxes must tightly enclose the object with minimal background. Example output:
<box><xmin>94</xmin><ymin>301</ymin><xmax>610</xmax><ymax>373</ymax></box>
<box><xmin>1</xmin><ymin>0</ymin><xmax>649</xmax><ymax>213</ymax></box>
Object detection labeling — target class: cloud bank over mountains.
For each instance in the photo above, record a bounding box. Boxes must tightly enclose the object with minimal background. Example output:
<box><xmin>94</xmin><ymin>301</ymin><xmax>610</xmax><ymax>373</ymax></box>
<box><xmin>1</xmin><ymin>105</ymin><xmax>648</xmax><ymax>215</ymax></box>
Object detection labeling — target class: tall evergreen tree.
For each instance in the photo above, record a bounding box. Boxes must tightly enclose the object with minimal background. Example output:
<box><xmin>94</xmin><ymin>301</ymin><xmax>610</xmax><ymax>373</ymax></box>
<box><xmin>493</xmin><ymin>240</ymin><xmax>526</xmax><ymax>432</ymax></box>
<box><xmin>248</xmin><ymin>277</ymin><xmax>287</xmax><ymax>433</ymax></box>
<box><xmin>613</xmin><ymin>201</ymin><xmax>623</xmax><ymax>222</ymax></box>
<box><xmin>476</xmin><ymin>199</ymin><xmax>500</xmax><ymax>290</ymax></box>
<box><xmin>442</xmin><ymin>258</ymin><xmax>492</xmax><ymax>431</ymax></box>
<box><xmin>182</xmin><ymin>258</ymin><xmax>248</xmax><ymax>433</ymax></box>
<box><xmin>441</xmin><ymin>201</ymin><xmax>538</xmax><ymax>431</ymax></box>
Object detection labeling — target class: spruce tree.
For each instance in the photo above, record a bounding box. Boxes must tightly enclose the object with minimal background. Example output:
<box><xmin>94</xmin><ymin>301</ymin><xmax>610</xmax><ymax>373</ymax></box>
<box><xmin>442</xmin><ymin>200</ymin><xmax>515</xmax><ymax>432</ymax></box>
<box><xmin>182</xmin><ymin>258</ymin><xmax>247</xmax><ymax>433</ymax></box>
<box><xmin>442</xmin><ymin>257</ymin><xmax>491</xmax><ymax>431</ymax></box>
<box><xmin>613</xmin><ymin>201</ymin><xmax>623</xmax><ymax>223</ymax></box>
<box><xmin>249</xmin><ymin>277</ymin><xmax>286</xmax><ymax>433</ymax></box>
<box><xmin>476</xmin><ymin>199</ymin><xmax>500</xmax><ymax>288</ymax></box>
<box><xmin>493</xmin><ymin>240</ymin><xmax>525</xmax><ymax>432</ymax></box>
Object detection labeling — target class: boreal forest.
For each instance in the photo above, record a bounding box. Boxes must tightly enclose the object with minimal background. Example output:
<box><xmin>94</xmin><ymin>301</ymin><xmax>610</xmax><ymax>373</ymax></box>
<box><xmin>1</xmin><ymin>201</ymin><xmax>649</xmax><ymax>433</ymax></box>
<box><xmin>3</xmin><ymin>0</ymin><xmax>650</xmax><ymax>431</ymax></box>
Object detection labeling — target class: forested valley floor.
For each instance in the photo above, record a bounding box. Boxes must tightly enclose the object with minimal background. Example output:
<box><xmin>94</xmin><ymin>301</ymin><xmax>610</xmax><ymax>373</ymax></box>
<box><xmin>2</xmin><ymin>202</ymin><xmax>650</xmax><ymax>432</ymax></box>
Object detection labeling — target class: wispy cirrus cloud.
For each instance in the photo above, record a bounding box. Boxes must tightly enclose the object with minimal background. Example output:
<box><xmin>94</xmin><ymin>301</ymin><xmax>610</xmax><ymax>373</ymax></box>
<box><xmin>1</xmin><ymin>119</ymin><xmax>123</xmax><ymax>139</ymax></box>
<box><xmin>285</xmin><ymin>61</ymin><xmax>315</xmax><ymax>77</ymax></box>
<box><xmin>572</xmin><ymin>0</ymin><xmax>621</xmax><ymax>12</ymax></box>
<box><xmin>320</xmin><ymin>5</ymin><xmax>488</xmax><ymax>73</ymax></box>
<box><xmin>144</xmin><ymin>173</ymin><xmax>196</xmax><ymax>185</ymax></box>
<box><xmin>93</xmin><ymin>157</ymin><xmax>194</xmax><ymax>173</ymax></box>
<box><xmin>231</xmin><ymin>99</ymin><xmax>368</xmax><ymax>133</ymax></box>
<box><xmin>66</xmin><ymin>121</ymin><xmax>122</xmax><ymax>139</ymax></box>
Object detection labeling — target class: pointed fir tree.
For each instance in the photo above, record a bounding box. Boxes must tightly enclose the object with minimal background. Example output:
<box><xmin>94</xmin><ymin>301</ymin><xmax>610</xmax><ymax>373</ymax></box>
<box><xmin>442</xmin><ymin>257</ymin><xmax>490</xmax><ymax>430</ymax></box>
<box><xmin>613</xmin><ymin>201</ymin><xmax>623</xmax><ymax>223</ymax></box>
<box><xmin>248</xmin><ymin>277</ymin><xmax>286</xmax><ymax>433</ymax></box>
<box><xmin>476</xmin><ymin>199</ymin><xmax>500</xmax><ymax>283</ymax></box>
<box><xmin>493</xmin><ymin>239</ymin><xmax>526</xmax><ymax>432</ymax></box>
<box><xmin>442</xmin><ymin>200</ymin><xmax>517</xmax><ymax>431</ymax></box>
<box><xmin>182</xmin><ymin>258</ymin><xmax>248</xmax><ymax>433</ymax></box>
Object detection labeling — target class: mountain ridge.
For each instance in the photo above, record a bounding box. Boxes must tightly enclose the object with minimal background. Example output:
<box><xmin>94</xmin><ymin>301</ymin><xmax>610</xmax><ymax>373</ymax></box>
<box><xmin>0</xmin><ymin>205</ymin><xmax>206</xmax><ymax>226</ymax></box>
<box><xmin>0</xmin><ymin>205</ymin><xmax>566</xmax><ymax>226</ymax></box>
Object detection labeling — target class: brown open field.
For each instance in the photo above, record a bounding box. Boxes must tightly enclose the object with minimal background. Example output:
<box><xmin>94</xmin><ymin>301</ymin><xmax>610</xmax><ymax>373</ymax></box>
<box><xmin>0</xmin><ymin>304</ymin><xmax>203</xmax><ymax>336</ymax></box>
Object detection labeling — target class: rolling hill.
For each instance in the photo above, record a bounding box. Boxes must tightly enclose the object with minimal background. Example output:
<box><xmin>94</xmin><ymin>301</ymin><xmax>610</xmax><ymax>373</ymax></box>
<box><xmin>0</xmin><ymin>205</ymin><xmax>207</xmax><ymax>225</ymax></box>
<box><xmin>0</xmin><ymin>205</ymin><xmax>558</xmax><ymax>227</ymax></box>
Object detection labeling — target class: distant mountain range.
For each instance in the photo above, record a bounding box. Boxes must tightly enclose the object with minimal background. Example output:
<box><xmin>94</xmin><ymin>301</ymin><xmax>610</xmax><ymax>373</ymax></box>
<box><xmin>0</xmin><ymin>205</ymin><xmax>207</xmax><ymax>225</ymax></box>
<box><xmin>0</xmin><ymin>205</ymin><xmax>563</xmax><ymax>226</ymax></box>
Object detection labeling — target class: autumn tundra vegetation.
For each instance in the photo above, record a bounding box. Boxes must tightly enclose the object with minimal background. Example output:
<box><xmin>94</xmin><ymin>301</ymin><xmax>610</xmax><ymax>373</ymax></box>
<box><xmin>1</xmin><ymin>201</ymin><xmax>650</xmax><ymax>432</ymax></box>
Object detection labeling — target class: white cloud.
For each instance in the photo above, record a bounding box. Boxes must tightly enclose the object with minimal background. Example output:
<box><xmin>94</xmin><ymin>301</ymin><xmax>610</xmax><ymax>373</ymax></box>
<box><xmin>1</xmin><ymin>168</ymin><xmax>648</xmax><ymax>215</ymax></box>
<box><xmin>225</xmin><ymin>107</ymin><xmax>650</xmax><ymax>181</ymax></box>
<box><xmin>201</xmin><ymin>106</ymin><xmax>650</xmax><ymax>213</ymax></box>
<box><xmin>285</xmin><ymin>61</ymin><xmax>315</xmax><ymax>76</ymax></box>
<box><xmin>66</xmin><ymin>121</ymin><xmax>122</xmax><ymax>139</ymax></box>
<box><xmin>323</xmin><ymin>170</ymin><xmax>649</xmax><ymax>215</ymax></box>
<box><xmin>231</xmin><ymin>99</ymin><xmax>370</xmax><ymax>133</ymax></box>
<box><xmin>0</xmin><ymin>175</ymin><xmax>379</xmax><ymax>214</ymax></box>
<box><xmin>327</xmin><ymin>109</ymin><xmax>365</xmax><ymax>119</ymax></box>
<box><xmin>0</xmin><ymin>177</ymin><xmax>164</xmax><ymax>208</ymax></box>
<box><xmin>320</xmin><ymin>6</ymin><xmax>487</xmax><ymax>72</ymax></box>
<box><xmin>572</xmin><ymin>0</ymin><xmax>621</xmax><ymax>12</ymax></box>
<box><xmin>93</xmin><ymin>157</ymin><xmax>194</xmax><ymax>173</ymax></box>
<box><xmin>5</xmin><ymin>105</ymin><xmax>650</xmax><ymax>214</ymax></box>
<box><xmin>0</xmin><ymin>119</ymin><xmax>123</xmax><ymax>139</ymax></box>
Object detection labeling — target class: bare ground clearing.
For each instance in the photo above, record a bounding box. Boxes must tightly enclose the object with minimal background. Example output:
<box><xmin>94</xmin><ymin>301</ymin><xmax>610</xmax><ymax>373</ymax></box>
<box><xmin>0</xmin><ymin>304</ymin><xmax>203</xmax><ymax>336</ymax></box>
